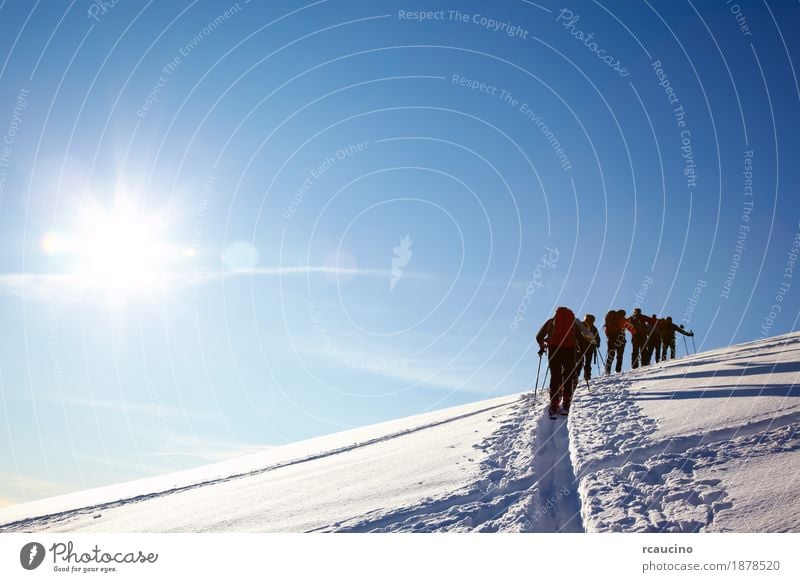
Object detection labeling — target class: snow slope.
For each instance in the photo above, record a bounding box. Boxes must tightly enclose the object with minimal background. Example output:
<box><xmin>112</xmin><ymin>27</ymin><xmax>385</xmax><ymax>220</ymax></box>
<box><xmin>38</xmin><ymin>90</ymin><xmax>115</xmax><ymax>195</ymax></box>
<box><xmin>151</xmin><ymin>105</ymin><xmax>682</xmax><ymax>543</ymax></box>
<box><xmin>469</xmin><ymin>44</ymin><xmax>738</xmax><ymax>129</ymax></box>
<box><xmin>0</xmin><ymin>394</ymin><xmax>581</xmax><ymax>533</ymax></box>
<box><xmin>1</xmin><ymin>333</ymin><xmax>798</xmax><ymax>533</ymax></box>
<box><xmin>572</xmin><ymin>333</ymin><xmax>800</xmax><ymax>532</ymax></box>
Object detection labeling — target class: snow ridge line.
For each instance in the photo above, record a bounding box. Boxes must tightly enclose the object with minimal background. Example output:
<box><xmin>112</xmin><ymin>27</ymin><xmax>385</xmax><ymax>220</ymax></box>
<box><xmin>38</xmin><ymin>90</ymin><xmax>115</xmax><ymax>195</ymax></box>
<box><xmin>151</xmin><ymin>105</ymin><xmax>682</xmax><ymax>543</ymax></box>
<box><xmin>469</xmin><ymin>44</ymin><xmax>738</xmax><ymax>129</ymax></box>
<box><xmin>0</xmin><ymin>400</ymin><xmax>516</xmax><ymax>532</ymax></box>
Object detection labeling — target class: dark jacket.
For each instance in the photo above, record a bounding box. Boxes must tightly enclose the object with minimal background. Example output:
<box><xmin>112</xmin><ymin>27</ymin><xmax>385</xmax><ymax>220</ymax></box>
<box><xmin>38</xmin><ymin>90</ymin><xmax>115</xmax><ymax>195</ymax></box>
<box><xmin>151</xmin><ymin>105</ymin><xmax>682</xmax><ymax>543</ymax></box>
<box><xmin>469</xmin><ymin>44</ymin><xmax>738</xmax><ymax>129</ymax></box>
<box><xmin>604</xmin><ymin>312</ymin><xmax>633</xmax><ymax>338</ymax></box>
<box><xmin>659</xmin><ymin>321</ymin><xmax>694</xmax><ymax>341</ymax></box>
<box><xmin>627</xmin><ymin>313</ymin><xmax>650</xmax><ymax>339</ymax></box>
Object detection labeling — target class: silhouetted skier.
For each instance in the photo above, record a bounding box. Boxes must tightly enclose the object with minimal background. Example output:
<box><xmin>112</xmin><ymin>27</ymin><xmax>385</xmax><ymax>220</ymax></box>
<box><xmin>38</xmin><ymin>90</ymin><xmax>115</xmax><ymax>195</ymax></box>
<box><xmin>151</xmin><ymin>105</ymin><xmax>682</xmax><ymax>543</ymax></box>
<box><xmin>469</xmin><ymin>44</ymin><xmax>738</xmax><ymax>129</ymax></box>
<box><xmin>537</xmin><ymin>306</ymin><xmax>585</xmax><ymax>417</ymax></box>
<box><xmin>581</xmin><ymin>313</ymin><xmax>600</xmax><ymax>381</ymax></box>
<box><xmin>628</xmin><ymin>308</ymin><xmax>650</xmax><ymax>368</ymax></box>
<box><xmin>644</xmin><ymin>313</ymin><xmax>661</xmax><ymax>365</ymax></box>
<box><xmin>604</xmin><ymin>309</ymin><xmax>631</xmax><ymax>374</ymax></box>
<box><xmin>659</xmin><ymin>316</ymin><xmax>695</xmax><ymax>360</ymax></box>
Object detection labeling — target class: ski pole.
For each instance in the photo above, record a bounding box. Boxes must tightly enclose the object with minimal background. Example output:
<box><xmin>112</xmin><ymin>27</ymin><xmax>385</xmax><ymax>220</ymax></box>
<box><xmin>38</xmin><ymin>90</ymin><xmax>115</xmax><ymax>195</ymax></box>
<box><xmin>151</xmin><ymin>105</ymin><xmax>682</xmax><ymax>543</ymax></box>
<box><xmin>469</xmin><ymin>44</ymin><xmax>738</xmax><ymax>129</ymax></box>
<box><xmin>533</xmin><ymin>352</ymin><xmax>543</xmax><ymax>403</ymax></box>
<box><xmin>682</xmin><ymin>334</ymin><xmax>689</xmax><ymax>357</ymax></box>
<box><xmin>691</xmin><ymin>333</ymin><xmax>697</xmax><ymax>354</ymax></box>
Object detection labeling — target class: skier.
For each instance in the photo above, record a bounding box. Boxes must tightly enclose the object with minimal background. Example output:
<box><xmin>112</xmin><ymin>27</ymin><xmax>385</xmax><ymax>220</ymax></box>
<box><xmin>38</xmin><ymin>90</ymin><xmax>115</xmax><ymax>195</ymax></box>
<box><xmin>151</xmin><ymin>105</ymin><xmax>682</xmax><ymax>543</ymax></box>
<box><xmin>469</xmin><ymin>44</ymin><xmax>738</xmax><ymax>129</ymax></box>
<box><xmin>581</xmin><ymin>313</ymin><xmax>601</xmax><ymax>381</ymax></box>
<box><xmin>644</xmin><ymin>313</ymin><xmax>661</xmax><ymax>365</ymax></box>
<box><xmin>604</xmin><ymin>309</ymin><xmax>630</xmax><ymax>374</ymax></box>
<box><xmin>536</xmin><ymin>306</ymin><xmax>585</xmax><ymax>417</ymax></box>
<box><xmin>627</xmin><ymin>308</ymin><xmax>650</xmax><ymax>368</ymax></box>
<box><xmin>659</xmin><ymin>316</ymin><xmax>695</xmax><ymax>360</ymax></box>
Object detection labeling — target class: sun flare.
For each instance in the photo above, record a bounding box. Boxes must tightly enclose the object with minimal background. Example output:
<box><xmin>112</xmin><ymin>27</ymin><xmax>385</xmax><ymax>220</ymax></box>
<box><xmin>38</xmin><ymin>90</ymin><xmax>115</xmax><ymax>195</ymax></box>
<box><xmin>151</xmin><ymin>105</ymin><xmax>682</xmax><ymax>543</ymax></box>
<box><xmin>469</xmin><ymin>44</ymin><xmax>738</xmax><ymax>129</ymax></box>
<box><xmin>41</xmin><ymin>199</ymin><xmax>193</xmax><ymax>300</ymax></box>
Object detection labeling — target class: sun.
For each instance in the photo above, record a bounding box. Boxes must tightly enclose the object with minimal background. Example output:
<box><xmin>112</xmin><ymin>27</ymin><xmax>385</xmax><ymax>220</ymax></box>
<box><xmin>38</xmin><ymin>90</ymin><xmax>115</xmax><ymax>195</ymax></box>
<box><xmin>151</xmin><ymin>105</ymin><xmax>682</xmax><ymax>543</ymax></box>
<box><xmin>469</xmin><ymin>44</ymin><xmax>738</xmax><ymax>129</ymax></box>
<box><xmin>42</xmin><ymin>198</ymin><xmax>194</xmax><ymax>300</ymax></box>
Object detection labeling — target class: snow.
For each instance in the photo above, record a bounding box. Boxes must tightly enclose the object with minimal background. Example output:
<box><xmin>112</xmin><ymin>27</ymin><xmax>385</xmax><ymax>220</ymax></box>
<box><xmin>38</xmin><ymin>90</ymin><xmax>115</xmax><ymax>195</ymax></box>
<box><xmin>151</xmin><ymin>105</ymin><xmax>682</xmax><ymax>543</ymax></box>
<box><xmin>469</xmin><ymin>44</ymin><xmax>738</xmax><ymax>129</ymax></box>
<box><xmin>571</xmin><ymin>333</ymin><xmax>800</xmax><ymax>532</ymax></box>
<box><xmin>1</xmin><ymin>333</ymin><xmax>798</xmax><ymax>533</ymax></box>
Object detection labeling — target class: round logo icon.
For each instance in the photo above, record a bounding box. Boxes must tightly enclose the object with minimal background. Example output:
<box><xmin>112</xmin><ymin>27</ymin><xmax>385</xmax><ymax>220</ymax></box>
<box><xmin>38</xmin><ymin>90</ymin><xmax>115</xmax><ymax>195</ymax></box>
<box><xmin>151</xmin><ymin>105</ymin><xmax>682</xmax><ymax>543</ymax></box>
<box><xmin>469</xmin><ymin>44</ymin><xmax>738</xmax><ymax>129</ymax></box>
<box><xmin>20</xmin><ymin>542</ymin><xmax>46</xmax><ymax>570</ymax></box>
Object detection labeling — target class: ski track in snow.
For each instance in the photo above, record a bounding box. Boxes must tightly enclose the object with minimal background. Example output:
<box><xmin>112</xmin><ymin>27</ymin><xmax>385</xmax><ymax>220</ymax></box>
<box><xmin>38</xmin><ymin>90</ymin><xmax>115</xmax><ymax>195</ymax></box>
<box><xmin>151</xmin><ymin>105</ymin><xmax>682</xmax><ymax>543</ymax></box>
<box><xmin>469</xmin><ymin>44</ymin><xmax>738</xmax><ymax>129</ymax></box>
<box><xmin>329</xmin><ymin>394</ymin><xmax>583</xmax><ymax>532</ymax></box>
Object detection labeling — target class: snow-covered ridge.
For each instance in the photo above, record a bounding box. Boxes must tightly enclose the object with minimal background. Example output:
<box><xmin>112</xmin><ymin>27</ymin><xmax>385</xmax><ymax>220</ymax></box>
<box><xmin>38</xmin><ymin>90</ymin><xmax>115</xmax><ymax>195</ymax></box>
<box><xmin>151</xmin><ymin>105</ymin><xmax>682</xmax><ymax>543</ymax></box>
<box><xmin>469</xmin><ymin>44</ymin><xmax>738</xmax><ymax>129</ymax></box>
<box><xmin>1</xmin><ymin>333</ymin><xmax>798</xmax><ymax>532</ymax></box>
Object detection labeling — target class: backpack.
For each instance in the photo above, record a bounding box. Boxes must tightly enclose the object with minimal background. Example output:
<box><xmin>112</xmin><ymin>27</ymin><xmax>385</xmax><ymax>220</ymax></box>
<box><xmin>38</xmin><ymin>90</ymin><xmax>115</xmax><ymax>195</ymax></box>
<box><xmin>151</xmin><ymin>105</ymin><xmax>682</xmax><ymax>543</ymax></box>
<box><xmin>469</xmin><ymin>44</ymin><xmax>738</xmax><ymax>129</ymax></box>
<box><xmin>606</xmin><ymin>311</ymin><xmax>624</xmax><ymax>335</ymax></box>
<box><xmin>616</xmin><ymin>313</ymin><xmax>628</xmax><ymax>333</ymax></box>
<box><xmin>629</xmin><ymin>314</ymin><xmax>648</xmax><ymax>336</ymax></box>
<box><xmin>604</xmin><ymin>310</ymin><xmax>616</xmax><ymax>332</ymax></box>
<box><xmin>548</xmin><ymin>307</ymin><xmax>576</xmax><ymax>349</ymax></box>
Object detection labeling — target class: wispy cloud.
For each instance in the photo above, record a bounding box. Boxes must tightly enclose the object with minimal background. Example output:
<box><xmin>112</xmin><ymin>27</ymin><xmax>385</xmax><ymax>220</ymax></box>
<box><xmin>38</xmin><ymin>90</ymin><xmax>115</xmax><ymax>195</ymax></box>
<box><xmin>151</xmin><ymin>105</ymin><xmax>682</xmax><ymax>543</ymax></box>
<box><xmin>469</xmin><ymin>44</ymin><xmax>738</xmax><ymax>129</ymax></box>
<box><xmin>179</xmin><ymin>265</ymin><xmax>397</xmax><ymax>286</ymax></box>
<box><xmin>298</xmin><ymin>340</ymin><xmax>506</xmax><ymax>393</ymax></box>
<box><xmin>139</xmin><ymin>431</ymin><xmax>269</xmax><ymax>463</ymax></box>
<box><xmin>0</xmin><ymin>265</ymin><xmax>430</xmax><ymax>302</ymax></box>
<box><xmin>37</xmin><ymin>395</ymin><xmax>209</xmax><ymax>420</ymax></box>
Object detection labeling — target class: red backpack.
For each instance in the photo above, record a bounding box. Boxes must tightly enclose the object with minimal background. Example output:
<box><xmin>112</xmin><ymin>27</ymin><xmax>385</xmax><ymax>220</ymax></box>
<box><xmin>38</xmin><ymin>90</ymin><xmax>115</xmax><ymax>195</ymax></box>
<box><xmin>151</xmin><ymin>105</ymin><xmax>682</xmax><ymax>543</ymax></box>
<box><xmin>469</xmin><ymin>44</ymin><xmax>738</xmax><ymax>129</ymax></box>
<box><xmin>615</xmin><ymin>312</ymin><xmax>628</xmax><ymax>333</ymax></box>
<box><xmin>548</xmin><ymin>307</ymin><xmax>576</xmax><ymax>349</ymax></box>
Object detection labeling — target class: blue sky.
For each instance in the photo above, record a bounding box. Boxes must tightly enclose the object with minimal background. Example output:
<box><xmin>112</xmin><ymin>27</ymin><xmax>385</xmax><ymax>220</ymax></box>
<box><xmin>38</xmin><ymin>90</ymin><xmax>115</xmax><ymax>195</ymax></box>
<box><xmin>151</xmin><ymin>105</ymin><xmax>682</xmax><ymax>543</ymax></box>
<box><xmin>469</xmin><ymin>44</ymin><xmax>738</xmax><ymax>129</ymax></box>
<box><xmin>0</xmin><ymin>0</ymin><xmax>798</xmax><ymax>505</ymax></box>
